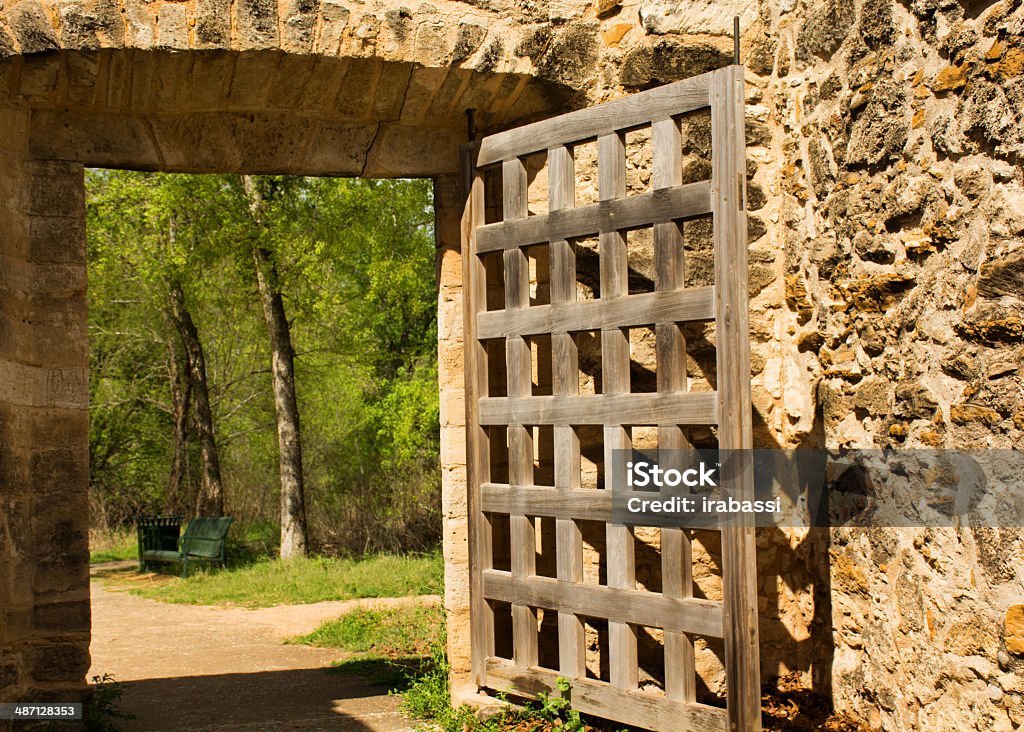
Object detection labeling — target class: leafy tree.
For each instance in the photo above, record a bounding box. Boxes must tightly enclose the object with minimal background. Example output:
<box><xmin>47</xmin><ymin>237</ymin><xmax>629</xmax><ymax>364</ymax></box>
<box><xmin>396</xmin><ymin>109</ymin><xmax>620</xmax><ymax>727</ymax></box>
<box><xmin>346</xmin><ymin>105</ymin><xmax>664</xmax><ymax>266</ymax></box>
<box><xmin>86</xmin><ymin>171</ymin><xmax>440</xmax><ymax>555</ymax></box>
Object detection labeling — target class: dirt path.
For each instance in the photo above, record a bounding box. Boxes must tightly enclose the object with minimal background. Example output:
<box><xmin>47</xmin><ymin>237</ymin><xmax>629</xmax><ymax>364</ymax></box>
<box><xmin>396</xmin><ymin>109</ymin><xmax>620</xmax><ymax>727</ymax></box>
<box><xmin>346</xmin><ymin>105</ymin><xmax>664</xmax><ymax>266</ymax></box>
<box><xmin>89</xmin><ymin>564</ymin><xmax>439</xmax><ymax>731</ymax></box>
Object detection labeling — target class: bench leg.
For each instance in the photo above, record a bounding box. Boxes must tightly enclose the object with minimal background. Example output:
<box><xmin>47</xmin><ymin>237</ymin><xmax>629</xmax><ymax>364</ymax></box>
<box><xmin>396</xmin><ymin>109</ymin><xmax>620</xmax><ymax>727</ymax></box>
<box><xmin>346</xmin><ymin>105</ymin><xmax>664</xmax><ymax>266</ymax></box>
<box><xmin>181</xmin><ymin>558</ymin><xmax>188</xmax><ymax>579</ymax></box>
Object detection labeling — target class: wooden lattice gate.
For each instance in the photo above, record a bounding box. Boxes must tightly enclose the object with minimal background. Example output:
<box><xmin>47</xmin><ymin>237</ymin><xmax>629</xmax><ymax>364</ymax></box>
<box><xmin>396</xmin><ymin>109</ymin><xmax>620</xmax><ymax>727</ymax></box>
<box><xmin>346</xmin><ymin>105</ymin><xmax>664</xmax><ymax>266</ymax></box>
<box><xmin>460</xmin><ymin>65</ymin><xmax>760</xmax><ymax>732</ymax></box>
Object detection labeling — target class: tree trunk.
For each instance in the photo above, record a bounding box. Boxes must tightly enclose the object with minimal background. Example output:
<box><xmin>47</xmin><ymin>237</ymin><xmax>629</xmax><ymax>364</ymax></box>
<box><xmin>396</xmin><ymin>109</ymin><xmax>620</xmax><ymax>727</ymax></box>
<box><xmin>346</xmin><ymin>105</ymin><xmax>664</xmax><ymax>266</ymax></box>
<box><xmin>165</xmin><ymin>335</ymin><xmax>192</xmax><ymax>515</ymax></box>
<box><xmin>241</xmin><ymin>175</ymin><xmax>308</xmax><ymax>558</ymax></box>
<box><xmin>168</xmin><ymin>278</ymin><xmax>225</xmax><ymax>516</ymax></box>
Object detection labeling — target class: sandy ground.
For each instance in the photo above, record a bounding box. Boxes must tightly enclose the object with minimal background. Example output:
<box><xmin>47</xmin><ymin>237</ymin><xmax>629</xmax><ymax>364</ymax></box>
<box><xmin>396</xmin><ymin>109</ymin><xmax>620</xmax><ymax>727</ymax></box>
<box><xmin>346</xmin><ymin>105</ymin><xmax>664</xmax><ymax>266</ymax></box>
<box><xmin>89</xmin><ymin>562</ymin><xmax>441</xmax><ymax>731</ymax></box>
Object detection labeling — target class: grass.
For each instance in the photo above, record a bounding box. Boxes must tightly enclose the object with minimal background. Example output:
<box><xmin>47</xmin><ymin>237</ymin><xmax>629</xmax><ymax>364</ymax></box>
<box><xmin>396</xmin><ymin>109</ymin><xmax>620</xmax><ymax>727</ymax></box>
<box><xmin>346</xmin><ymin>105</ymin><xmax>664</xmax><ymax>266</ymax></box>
<box><xmin>89</xmin><ymin>529</ymin><xmax>137</xmax><ymax>564</ymax></box>
<box><xmin>294</xmin><ymin>603</ymin><xmax>443</xmax><ymax>655</ymax></box>
<box><xmin>112</xmin><ymin>551</ymin><xmax>443</xmax><ymax>607</ymax></box>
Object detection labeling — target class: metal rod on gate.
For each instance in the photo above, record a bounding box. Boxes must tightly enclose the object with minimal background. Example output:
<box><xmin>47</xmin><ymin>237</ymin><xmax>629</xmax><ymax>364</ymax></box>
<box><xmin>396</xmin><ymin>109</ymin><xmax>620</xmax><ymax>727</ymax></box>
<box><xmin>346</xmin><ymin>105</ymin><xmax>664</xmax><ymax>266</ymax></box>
<box><xmin>734</xmin><ymin>16</ymin><xmax>740</xmax><ymax>65</ymax></box>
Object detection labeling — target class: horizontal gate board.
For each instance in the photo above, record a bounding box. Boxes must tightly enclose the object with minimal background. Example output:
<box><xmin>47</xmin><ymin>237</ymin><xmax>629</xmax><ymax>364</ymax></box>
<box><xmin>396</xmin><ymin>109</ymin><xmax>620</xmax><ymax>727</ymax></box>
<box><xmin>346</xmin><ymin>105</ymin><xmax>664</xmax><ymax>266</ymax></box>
<box><xmin>478</xmin><ymin>392</ymin><xmax>718</xmax><ymax>426</ymax></box>
<box><xmin>476</xmin><ymin>286</ymin><xmax>715</xmax><ymax>338</ymax></box>
<box><xmin>480</xmin><ymin>483</ymin><xmax>724</xmax><ymax>529</ymax></box>
<box><xmin>475</xmin><ymin>181</ymin><xmax>712</xmax><ymax>252</ymax></box>
<box><xmin>477</xmin><ymin>73</ymin><xmax>712</xmax><ymax>165</ymax></box>
<box><xmin>484</xmin><ymin>660</ymin><xmax>729</xmax><ymax>732</ymax></box>
<box><xmin>482</xmin><ymin>570</ymin><xmax>724</xmax><ymax>638</ymax></box>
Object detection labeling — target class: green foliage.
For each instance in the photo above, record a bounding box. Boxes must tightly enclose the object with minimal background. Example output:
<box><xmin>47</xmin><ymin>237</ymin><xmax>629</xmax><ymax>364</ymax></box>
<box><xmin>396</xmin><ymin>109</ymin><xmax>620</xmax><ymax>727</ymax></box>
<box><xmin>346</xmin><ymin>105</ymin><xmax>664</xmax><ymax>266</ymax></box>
<box><xmin>86</xmin><ymin>170</ymin><xmax>440</xmax><ymax>554</ymax></box>
<box><xmin>536</xmin><ymin>677</ymin><xmax>585</xmax><ymax>731</ymax></box>
<box><xmin>403</xmin><ymin>632</ymin><xmax>592</xmax><ymax>732</ymax></box>
<box><xmin>294</xmin><ymin>603</ymin><xmax>443</xmax><ymax>656</ymax></box>
<box><xmin>85</xmin><ymin>673</ymin><xmax>134</xmax><ymax>732</ymax></box>
<box><xmin>119</xmin><ymin>552</ymin><xmax>442</xmax><ymax>607</ymax></box>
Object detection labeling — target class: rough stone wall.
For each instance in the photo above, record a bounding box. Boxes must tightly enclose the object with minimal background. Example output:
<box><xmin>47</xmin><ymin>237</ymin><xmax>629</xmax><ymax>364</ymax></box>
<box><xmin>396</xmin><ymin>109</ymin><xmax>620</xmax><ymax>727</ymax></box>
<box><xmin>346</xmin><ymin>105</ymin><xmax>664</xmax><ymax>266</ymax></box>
<box><xmin>0</xmin><ymin>105</ymin><xmax>91</xmax><ymax>719</ymax></box>
<box><xmin>743</xmin><ymin>0</ymin><xmax>1024</xmax><ymax>729</ymax></box>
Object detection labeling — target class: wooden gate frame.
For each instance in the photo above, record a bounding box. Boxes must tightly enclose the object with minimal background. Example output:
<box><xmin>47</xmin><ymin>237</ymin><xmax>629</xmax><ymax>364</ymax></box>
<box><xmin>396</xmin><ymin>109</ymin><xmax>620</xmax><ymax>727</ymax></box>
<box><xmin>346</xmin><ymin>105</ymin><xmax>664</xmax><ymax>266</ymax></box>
<box><xmin>460</xmin><ymin>64</ymin><xmax>760</xmax><ymax>732</ymax></box>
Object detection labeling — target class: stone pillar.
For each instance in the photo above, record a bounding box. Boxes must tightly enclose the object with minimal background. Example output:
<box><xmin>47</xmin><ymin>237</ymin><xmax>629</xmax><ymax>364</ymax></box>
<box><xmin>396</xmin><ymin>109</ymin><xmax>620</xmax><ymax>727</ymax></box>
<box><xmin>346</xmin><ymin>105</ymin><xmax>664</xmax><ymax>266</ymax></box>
<box><xmin>0</xmin><ymin>110</ymin><xmax>91</xmax><ymax>714</ymax></box>
<box><xmin>434</xmin><ymin>174</ymin><xmax>474</xmax><ymax>700</ymax></box>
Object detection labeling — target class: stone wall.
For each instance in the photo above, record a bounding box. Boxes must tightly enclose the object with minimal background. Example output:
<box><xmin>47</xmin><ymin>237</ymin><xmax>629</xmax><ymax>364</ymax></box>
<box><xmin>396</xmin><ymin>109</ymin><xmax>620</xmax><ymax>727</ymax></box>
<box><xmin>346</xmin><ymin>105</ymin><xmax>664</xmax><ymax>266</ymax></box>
<box><xmin>0</xmin><ymin>105</ymin><xmax>91</xmax><ymax>718</ymax></box>
<box><xmin>747</xmin><ymin>0</ymin><xmax>1024</xmax><ymax>728</ymax></box>
<box><xmin>1</xmin><ymin>0</ymin><xmax>1022</xmax><ymax>727</ymax></box>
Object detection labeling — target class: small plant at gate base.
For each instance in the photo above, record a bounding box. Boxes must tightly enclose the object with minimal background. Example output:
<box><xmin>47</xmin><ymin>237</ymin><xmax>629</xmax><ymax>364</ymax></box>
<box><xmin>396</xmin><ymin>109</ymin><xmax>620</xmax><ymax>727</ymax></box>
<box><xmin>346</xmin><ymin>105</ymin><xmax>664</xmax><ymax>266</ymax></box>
<box><xmin>536</xmin><ymin>677</ymin><xmax>584</xmax><ymax>731</ymax></box>
<box><xmin>85</xmin><ymin>673</ymin><xmax>135</xmax><ymax>732</ymax></box>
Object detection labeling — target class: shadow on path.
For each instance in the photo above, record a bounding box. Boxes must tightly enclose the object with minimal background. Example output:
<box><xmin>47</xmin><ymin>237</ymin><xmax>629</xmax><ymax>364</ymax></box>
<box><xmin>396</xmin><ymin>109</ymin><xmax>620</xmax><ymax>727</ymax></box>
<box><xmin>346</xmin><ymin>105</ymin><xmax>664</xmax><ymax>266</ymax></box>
<box><xmin>119</xmin><ymin>667</ymin><xmax>406</xmax><ymax>731</ymax></box>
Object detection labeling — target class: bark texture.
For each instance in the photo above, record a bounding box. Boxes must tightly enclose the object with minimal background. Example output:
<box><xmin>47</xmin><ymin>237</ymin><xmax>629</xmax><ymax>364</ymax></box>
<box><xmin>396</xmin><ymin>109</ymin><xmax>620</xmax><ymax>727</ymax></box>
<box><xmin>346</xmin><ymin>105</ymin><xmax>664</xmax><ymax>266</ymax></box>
<box><xmin>165</xmin><ymin>333</ymin><xmax>192</xmax><ymax>515</ymax></box>
<box><xmin>241</xmin><ymin>175</ymin><xmax>308</xmax><ymax>558</ymax></box>
<box><xmin>168</xmin><ymin>277</ymin><xmax>225</xmax><ymax>517</ymax></box>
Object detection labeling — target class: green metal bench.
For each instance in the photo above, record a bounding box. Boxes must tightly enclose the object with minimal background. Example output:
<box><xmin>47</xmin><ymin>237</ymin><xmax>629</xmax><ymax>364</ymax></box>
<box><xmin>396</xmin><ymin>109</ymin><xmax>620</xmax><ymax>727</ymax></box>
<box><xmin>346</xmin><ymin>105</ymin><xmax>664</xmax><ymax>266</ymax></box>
<box><xmin>137</xmin><ymin>515</ymin><xmax>184</xmax><ymax>571</ymax></box>
<box><xmin>140</xmin><ymin>516</ymin><xmax>234</xmax><ymax>577</ymax></box>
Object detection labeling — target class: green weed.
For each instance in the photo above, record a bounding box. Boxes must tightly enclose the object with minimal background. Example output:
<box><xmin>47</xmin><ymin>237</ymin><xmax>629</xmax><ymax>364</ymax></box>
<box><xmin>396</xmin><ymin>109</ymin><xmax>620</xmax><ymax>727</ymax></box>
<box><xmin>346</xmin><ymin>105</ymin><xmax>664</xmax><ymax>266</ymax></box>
<box><xmin>84</xmin><ymin>673</ymin><xmax>134</xmax><ymax>732</ymax></box>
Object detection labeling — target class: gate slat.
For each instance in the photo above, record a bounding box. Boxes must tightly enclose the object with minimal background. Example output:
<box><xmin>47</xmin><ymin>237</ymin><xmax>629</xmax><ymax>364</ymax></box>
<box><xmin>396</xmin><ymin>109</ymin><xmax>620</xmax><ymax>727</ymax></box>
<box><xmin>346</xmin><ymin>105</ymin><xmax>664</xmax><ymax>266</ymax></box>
<box><xmin>480</xmin><ymin>484</ymin><xmax>722</xmax><ymax>530</ymax></box>
<box><xmin>485</xmin><ymin>659</ymin><xmax>729</xmax><ymax>732</ymax></box>
<box><xmin>461</xmin><ymin>142</ymin><xmax>494</xmax><ymax>684</ymax></box>
<box><xmin>476</xmin><ymin>181</ymin><xmax>712</xmax><ymax>252</ymax></box>
<box><xmin>652</xmin><ymin>115</ymin><xmax>698</xmax><ymax>705</ymax></box>
<box><xmin>503</xmin><ymin>156</ymin><xmax>540</xmax><ymax>671</ymax></box>
<box><xmin>477</xmin><ymin>73</ymin><xmax>712</xmax><ymax>165</ymax></box>
<box><xmin>548</xmin><ymin>143</ymin><xmax>587</xmax><ymax>681</ymax></box>
<box><xmin>482</xmin><ymin>571</ymin><xmax>724</xmax><ymax>638</ymax></box>
<box><xmin>476</xmin><ymin>286</ymin><xmax>714</xmax><ymax>338</ymax></box>
<box><xmin>597</xmin><ymin>130</ymin><xmax>639</xmax><ymax>693</ymax></box>
<box><xmin>712</xmin><ymin>65</ymin><xmax>762</xmax><ymax>732</ymax></box>
<box><xmin>478</xmin><ymin>392</ymin><xmax>717</xmax><ymax>426</ymax></box>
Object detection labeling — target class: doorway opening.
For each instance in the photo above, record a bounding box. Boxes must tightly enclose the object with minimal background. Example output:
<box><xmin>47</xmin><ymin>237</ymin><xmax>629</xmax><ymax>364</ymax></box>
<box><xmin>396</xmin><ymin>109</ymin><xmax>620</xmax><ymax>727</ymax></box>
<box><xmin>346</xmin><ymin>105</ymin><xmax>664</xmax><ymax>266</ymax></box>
<box><xmin>85</xmin><ymin>170</ymin><xmax>445</xmax><ymax>729</ymax></box>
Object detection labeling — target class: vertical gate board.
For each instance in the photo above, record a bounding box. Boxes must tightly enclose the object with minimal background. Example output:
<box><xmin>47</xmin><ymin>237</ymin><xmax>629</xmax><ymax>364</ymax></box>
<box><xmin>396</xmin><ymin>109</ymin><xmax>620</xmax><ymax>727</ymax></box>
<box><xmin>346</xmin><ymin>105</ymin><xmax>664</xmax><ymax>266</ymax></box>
<box><xmin>651</xmin><ymin>115</ymin><xmax>698</xmax><ymax>707</ymax></box>
<box><xmin>463</xmin><ymin>65</ymin><xmax>759</xmax><ymax>732</ymax></box>
<box><xmin>461</xmin><ymin>140</ymin><xmax>493</xmax><ymax>686</ymax></box>
<box><xmin>548</xmin><ymin>143</ymin><xmax>587</xmax><ymax>680</ymax></box>
<box><xmin>711</xmin><ymin>65</ymin><xmax>761</xmax><ymax>732</ymax></box>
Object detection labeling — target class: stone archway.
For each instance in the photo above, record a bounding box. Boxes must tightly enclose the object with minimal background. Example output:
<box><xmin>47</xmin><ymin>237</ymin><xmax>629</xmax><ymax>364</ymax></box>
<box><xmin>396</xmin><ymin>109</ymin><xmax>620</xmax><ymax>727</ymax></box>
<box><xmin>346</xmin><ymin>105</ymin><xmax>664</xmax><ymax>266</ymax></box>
<box><xmin>0</xmin><ymin>2</ymin><xmax>589</xmax><ymax>705</ymax></box>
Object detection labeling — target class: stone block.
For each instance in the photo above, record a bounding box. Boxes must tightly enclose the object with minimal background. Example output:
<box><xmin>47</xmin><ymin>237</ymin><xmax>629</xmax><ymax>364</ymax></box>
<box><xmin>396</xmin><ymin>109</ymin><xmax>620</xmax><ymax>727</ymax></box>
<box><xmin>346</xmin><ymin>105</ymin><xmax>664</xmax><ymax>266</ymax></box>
<box><xmin>26</xmin><ymin>215</ymin><xmax>87</xmax><ymax>265</ymax></box>
<box><xmin>156</xmin><ymin>4</ymin><xmax>189</xmax><ymax>50</ymax></box>
<box><xmin>368</xmin><ymin>61</ymin><xmax>412</xmax><ymax>119</ymax></box>
<box><xmin>17</xmin><ymin>53</ymin><xmax>62</xmax><ymax>101</ymax></box>
<box><xmin>437</xmin><ymin>340</ymin><xmax>465</xmax><ymax>390</ymax></box>
<box><xmin>0</xmin><ymin>608</ymin><xmax>34</xmax><ymax>644</ymax></box>
<box><xmin>25</xmin><ymin>643</ymin><xmax>89</xmax><ymax>683</ymax></box>
<box><xmin>315</xmin><ymin>0</ymin><xmax>350</xmax><ymax>55</ymax></box>
<box><xmin>440</xmin><ymin>426</ymin><xmax>466</xmax><ymax>467</ymax></box>
<box><xmin>194</xmin><ymin>0</ymin><xmax>231</xmax><ymax>48</ymax></box>
<box><xmin>58</xmin><ymin>0</ymin><xmax>123</xmax><ymax>50</ymax></box>
<box><xmin>1006</xmin><ymin>605</ymin><xmax>1024</xmax><ymax>655</ymax></box>
<box><xmin>437</xmin><ymin>246</ymin><xmax>462</xmax><ymax>287</ymax></box>
<box><xmin>32</xmin><ymin>601</ymin><xmax>90</xmax><ymax>634</ymax></box>
<box><xmin>21</xmin><ymin>162</ymin><xmax>85</xmax><ymax>219</ymax></box>
<box><xmin>236</xmin><ymin>0</ymin><xmax>280</xmax><ymax>50</ymax></box>
<box><xmin>5</xmin><ymin>2</ymin><xmax>58</xmax><ymax>55</ymax></box>
<box><xmin>438</xmin><ymin>298</ymin><xmax>463</xmax><ymax>341</ymax></box>
<box><xmin>439</xmin><ymin>390</ymin><xmax>465</xmax><ymax>428</ymax></box>
<box><xmin>123</xmin><ymin>0</ymin><xmax>156</xmax><ymax>48</ymax></box>
<box><xmin>30</xmin><ymin>109</ymin><xmax>161</xmax><ymax>169</ymax></box>
<box><xmin>441</xmin><ymin>465</ymin><xmax>468</xmax><ymax>517</ymax></box>
<box><xmin>281</xmin><ymin>0</ymin><xmax>318</xmax><ymax>54</ymax></box>
<box><xmin>0</xmin><ymin>655</ymin><xmax>18</xmax><ymax>694</ymax></box>
<box><xmin>224</xmin><ymin>52</ymin><xmax>279</xmax><ymax>108</ymax></box>
<box><xmin>639</xmin><ymin>0</ymin><xmax>756</xmax><ymax>36</ymax></box>
<box><xmin>302</xmin><ymin>121</ymin><xmax>377</xmax><ymax>176</ymax></box>
<box><xmin>0</xmin><ymin>255</ymin><xmax>86</xmax><ymax>297</ymax></box>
